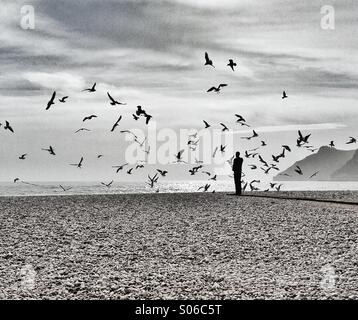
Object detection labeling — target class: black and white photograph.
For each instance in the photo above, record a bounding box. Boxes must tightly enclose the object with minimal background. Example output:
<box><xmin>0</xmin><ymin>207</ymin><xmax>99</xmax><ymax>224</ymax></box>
<box><xmin>0</xmin><ymin>0</ymin><xmax>358</xmax><ymax>312</ymax></box>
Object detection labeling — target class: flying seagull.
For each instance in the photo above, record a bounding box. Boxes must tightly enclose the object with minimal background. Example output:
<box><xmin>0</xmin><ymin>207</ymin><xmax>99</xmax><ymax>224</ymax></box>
<box><xmin>309</xmin><ymin>171</ymin><xmax>319</xmax><ymax>179</ymax></box>
<box><xmin>101</xmin><ymin>180</ymin><xmax>114</xmax><ymax>188</ymax></box>
<box><xmin>204</xmin><ymin>52</ymin><xmax>214</xmax><ymax>68</ymax></box>
<box><xmin>46</xmin><ymin>91</ymin><xmax>56</xmax><ymax>110</ymax></box>
<box><xmin>207</xmin><ymin>84</ymin><xmax>228</xmax><ymax>93</ymax></box>
<box><xmin>83</xmin><ymin>115</ymin><xmax>97</xmax><ymax>122</ymax></box>
<box><xmin>75</xmin><ymin>128</ymin><xmax>91</xmax><ymax>133</ymax></box>
<box><xmin>111</xmin><ymin>116</ymin><xmax>122</xmax><ymax>132</ymax></box>
<box><xmin>42</xmin><ymin>146</ymin><xmax>55</xmax><ymax>155</ymax></box>
<box><xmin>227</xmin><ymin>59</ymin><xmax>237</xmax><ymax>71</ymax></box>
<box><xmin>70</xmin><ymin>157</ymin><xmax>84</xmax><ymax>169</ymax></box>
<box><xmin>19</xmin><ymin>154</ymin><xmax>27</xmax><ymax>160</ymax></box>
<box><xmin>59</xmin><ymin>185</ymin><xmax>72</xmax><ymax>192</ymax></box>
<box><xmin>59</xmin><ymin>96</ymin><xmax>68</xmax><ymax>103</ymax></box>
<box><xmin>203</xmin><ymin>120</ymin><xmax>211</xmax><ymax>129</ymax></box>
<box><xmin>346</xmin><ymin>137</ymin><xmax>356</xmax><ymax>144</ymax></box>
<box><xmin>157</xmin><ymin>169</ymin><xmax>168</xmax><ymax>177</ymax></box>
<box><xmin>4</xmin><ymin>121</ymin><xmax>14</xmax><ymax>133</ymax></box>
<box><xmin>107</xmin><ymin>92</ymin><xmax>126</xmax><ymax>106</ymax></box>
<box><xmin>282</xmin><ymin>91</ymin><xmax>288</xmax><ymax>99</ymax></box>
<box><xmin>82</xmin><ymin>83</ymin><xmax>96</xmax><ymax>92</ymax></box>
<box><xmin>112</xmin><ymin>163</ymin><xmax>128</xmax><ymax>173</ymax></box>
<box><xmin>220</xmin><ymin>123</ymin><xmax>229</xmax><ymax>132</ymax></box>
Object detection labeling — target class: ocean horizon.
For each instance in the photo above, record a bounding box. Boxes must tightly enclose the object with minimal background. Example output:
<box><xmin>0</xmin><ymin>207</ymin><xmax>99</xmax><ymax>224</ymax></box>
<box><xmin>1</xmin><ymin>180</ymin><xmax>358</xmax><ymax>197</ymax></box>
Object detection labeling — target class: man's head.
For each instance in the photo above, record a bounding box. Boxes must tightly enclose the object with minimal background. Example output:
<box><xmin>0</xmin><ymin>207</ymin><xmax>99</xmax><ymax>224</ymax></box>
<box><xmin>236</xmin><ymin>151</ymin><xmax>240</xmax><ymax>158</ymax></box>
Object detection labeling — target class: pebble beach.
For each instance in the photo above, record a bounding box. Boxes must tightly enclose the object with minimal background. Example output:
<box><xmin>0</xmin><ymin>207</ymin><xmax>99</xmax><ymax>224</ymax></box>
<box><xmin>0</xmin><ymin>192</ymin><xmax>357</xmax><ymax>300</ymax></box>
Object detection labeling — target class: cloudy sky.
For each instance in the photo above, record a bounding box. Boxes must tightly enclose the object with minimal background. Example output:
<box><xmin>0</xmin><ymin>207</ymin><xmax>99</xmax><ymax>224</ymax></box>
<box><xmin>0</xmin><ymin>0</ymin><xmax>357</xmax><ymax>182</ymax></box>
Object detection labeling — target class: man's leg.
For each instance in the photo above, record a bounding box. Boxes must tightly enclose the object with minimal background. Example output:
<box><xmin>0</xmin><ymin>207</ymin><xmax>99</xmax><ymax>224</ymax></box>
<box><xmin>238</xmin><ymin>173</ymin><xmax>242</xmax><ymax>195</ymax></box>
<box><xmin>234</xmin><ymin>174</ymin><xmax>240</xmax><ymax>195</ymax></box>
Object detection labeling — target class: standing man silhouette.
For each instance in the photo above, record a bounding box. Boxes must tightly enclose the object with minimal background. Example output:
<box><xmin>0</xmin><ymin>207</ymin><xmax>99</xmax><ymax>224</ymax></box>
<box><xmin>232</xmin><ymin>151</ymin><xmax>243</xmax><ymax>195</ymax></box>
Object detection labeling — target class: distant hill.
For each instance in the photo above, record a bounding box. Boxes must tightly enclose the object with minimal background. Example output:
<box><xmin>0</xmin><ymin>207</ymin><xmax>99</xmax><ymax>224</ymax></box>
<box><xmin>332</xmin><ymin>148</ymin><xmax>358</xmax><ymax>180</ymax></box>
<box><xmin>274</xmin><ymin>146</ymin><xmax>357</xmax><ymax>181</ymax></box>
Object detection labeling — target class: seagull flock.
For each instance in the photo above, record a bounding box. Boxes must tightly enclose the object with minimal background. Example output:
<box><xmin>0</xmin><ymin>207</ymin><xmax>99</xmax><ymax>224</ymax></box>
<box><xmin>1</xmin><ymin>52</ymin><xmax>357</xmax><ymax>193</ymax></box>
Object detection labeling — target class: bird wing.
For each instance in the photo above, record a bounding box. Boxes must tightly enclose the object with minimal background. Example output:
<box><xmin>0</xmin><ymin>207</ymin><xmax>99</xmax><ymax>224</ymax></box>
<box><xmin>205</xmin><ymin>52</ymin><xmax>209</xmax><ymax>62</ymax></box>
<box><xmin>107</xmin><ymin>92</ymin><xmax>115</xmax><ymax>102</ymax></box>
<box><xmin>207</xmin><ymin>87</ymin><xmax>216</xmax><ymax>92</ymax></box>
<box><xmin>219</xmin><ymin>84</ymin><xmax>228</xmax><ymax>88</ymax></box>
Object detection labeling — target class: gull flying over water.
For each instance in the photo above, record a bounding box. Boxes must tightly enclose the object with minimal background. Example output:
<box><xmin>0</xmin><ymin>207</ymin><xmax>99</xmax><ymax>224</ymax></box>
<box><xmin>59</xmin><ymin>185</ymin><xmax>72</xmax><ymax>192</ymax></box>
<box><xmin>101</xmin><ymin>180</ymin><xmax>113</xmax><ymax>188</ymax></box>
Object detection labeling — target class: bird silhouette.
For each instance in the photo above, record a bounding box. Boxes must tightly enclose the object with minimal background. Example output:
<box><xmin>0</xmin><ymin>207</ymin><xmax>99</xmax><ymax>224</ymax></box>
<box><xmin>112</xmin><ymin>163</ymin><xmax>128</xmax><ymax>173</ymax></box>
<box><xmin>157</xmin><ymin>169</ymin><xmax>168</xmax><ymax>177</ymax></box>
<box><xmin>147</xmin><ymin>173</ymin><xmax>159</xmax><ymax>188</ymax></box>
<box><xmin>145</xmin><ymin>114</ymin><xmax>152</xmax><ymax>125</ymax></box>
<box><xmin>132</xmin><ymin>114</ymin><xmax>139</xmax><ymax>121</ymax></box>
<box><xmin>70</xmin><ymin>157</ymin><xmax>83</xmax><ymax>169</ymax></box>
<box><xmin>346</xmin><ymin>137</ymin><xmax>356</xmax><ymax>144</ymax></box>
<box><xmin>294</xmin><ymin>166</ymin><xmax>303</xmax><ymax>175</ymax></box>
<box><xmin>329</xmin><ymin>141</ymin><xmax>335</xmax><ymax>147</ymax></box>
<box><xmin>97</xmin><ymin>155</ymin><xmax>103</xmax><ymax>158</ymax></box>
<box><xmin>107</xmin><ymin>92</ymin><xmax>126</xmax><ymax>106</ymax></box>
<box><xmin>220</xmin><ymin>123</ymin><xmax>229</xmax><ymax>132</ymax></box>
<box><xmin>46</xmin><ymin>91</ymin><xmax>56</xmax><ymax>110</ymax></box>
<box><xmin>203</xmin><ymin>120</ymin><xmax>211</xmax><ymax>129</ymax></box>
<box><xmin>59</xmin><ymin>185</ymin><xmax>72</xmax><ymax>192</ymax></box>
<box><xmin>82</xmin><ymin>83</ymin><xmax>96</xmax><ymax>92</ymax></box>
<box><xmin>309</xmin><ymin>171</ymin><xmax>319</xmax><ymax>179</ymax></box>
<box><xmin>174</xmin><ymin>149</ymin><xmax>186</xmax><ymax>163</ymax></box>
<box><xmin>59</xmin><ymin>96</ymin><xmax>68</xmax><ymax>103</ymax></box>
<box><xmin>127</xmin><ymin>168</ymin><xmax>133</xmax><ymax>175</ymax></box>
<box><xmin>198</xmin><ymin>184</ymin><xmax>210</xmax><ymax>192</ymax></box>
<box><xmin>42</xmin><ymin>146</ymin><xmax>55</xmax><ymax>155</ymax></box>
<box><xmin>4</xmin><ymin>121</ymin><xmax>14</xmax><ymax>133</ymax></box>
<box><xmin>120</xmin><ymin>130</ymin><xmax>138</xmax><ymax>139</ymax></box>
<box><xmin>19</xmin><ymin>154</ymin><xmax>27</xmax><ymax>160</ymax></box>
<box><xmin>227</xmin><ymin>59</ymin><xmax>237</xmax><ymax>71</ymax></box>
<box><xmin>83</xmin><ymin>115</ymin><xmax>97</xmax><ymax>122</ymax></box>
<box><xmin>282</xmin><ymin>145</ymin><xmax>291</xmax><ymax>152</ymax></box>
<box><xmin>111</xmin><ymin>116</ymin><xmax>122</xmax><ymax>132</ymax></box>
<box><xmin>207</xmin><ymin>84</ymin><xmax>228</xmax><ymax>93</ymax></box>
<box><xmin>14</xmin><ymin>178</ymin><xmax>19</xmax><ymax>183</ymax></box>
<box><xmin>235</xmin><ymin>114</ymin><xmax>246</xmax><ymax>122</ymax></box>
<box><xmin>136</xmin><ymin>106</ymin><xmax>146</xmax><ymax>116</ymax></box>
<box><xmin>282</xmin><ymin>91</ymin><xmax>288</xmax><ymax>99</ymax></box>
<box><xmin>101</xmin><ymin>180</ymin><xmax>113</xmax><ymax>188</ymax></box>
<box><xmin>75</xmin><ymin>128</ymin><xmax>91</xmax><ymax>133</ymax></box>
<box><xmin>204</xmin><ymin>52</ymin><xmax>215</xmax><ymax>68</ymax></box>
